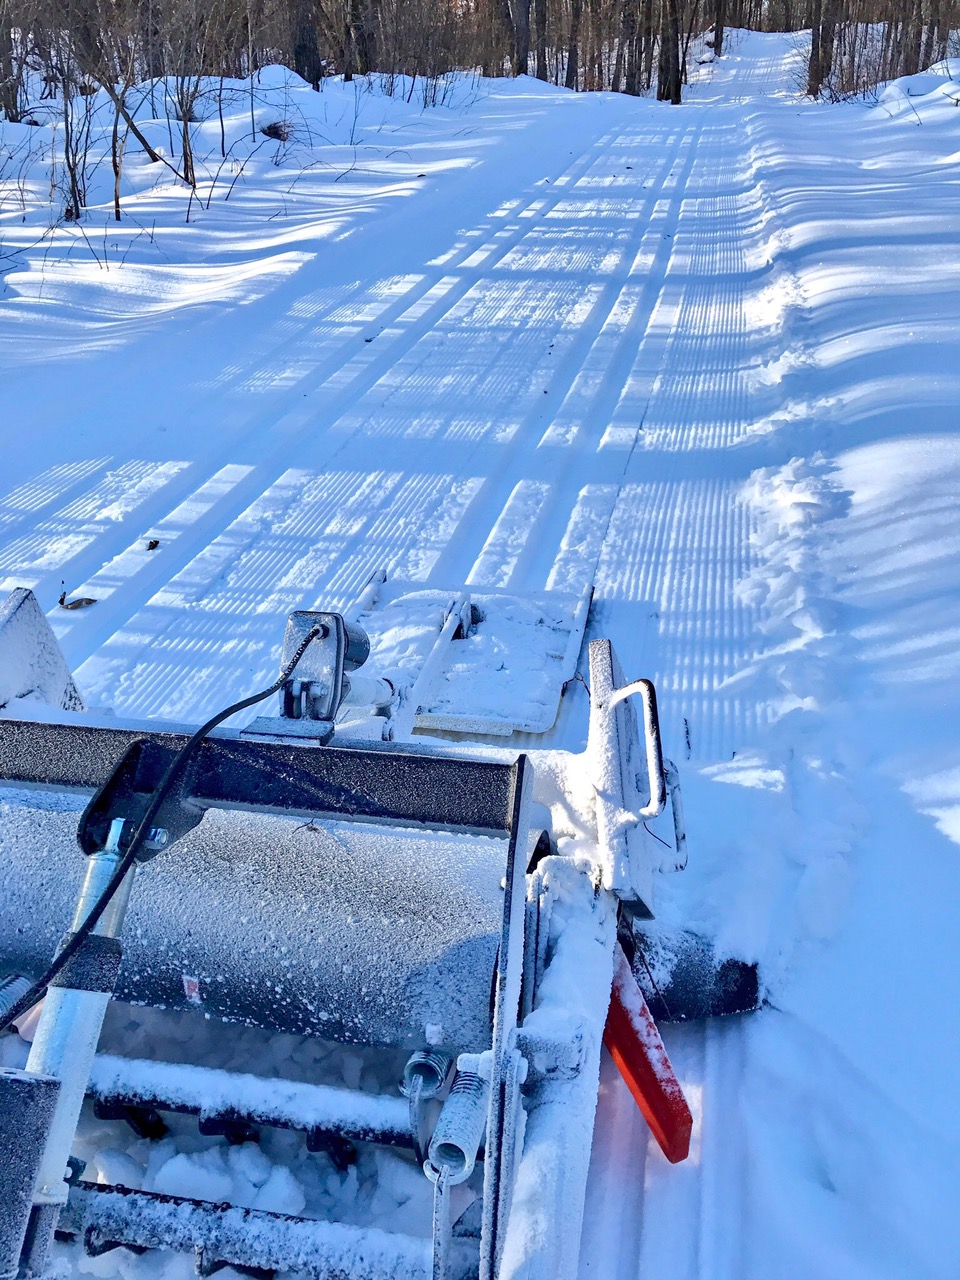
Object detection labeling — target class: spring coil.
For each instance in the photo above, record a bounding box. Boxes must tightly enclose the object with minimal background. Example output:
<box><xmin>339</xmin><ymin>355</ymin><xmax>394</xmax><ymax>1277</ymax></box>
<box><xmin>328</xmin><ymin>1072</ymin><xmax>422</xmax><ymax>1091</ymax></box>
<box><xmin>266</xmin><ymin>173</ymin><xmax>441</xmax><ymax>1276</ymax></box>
<box><xmin>401</xmin><ymin>1049</ymin><xmax>452</xmax><ymax>1101</ymax></box>
<box><xmin>0</xmin><ymin>974</ymin><xmax>32</xmax><ymax>1023</ymax></box>
<box><xmin>427</xmin><ymin>1070</ymin><xmax>489</xmax><ymax>1184</ymax></box>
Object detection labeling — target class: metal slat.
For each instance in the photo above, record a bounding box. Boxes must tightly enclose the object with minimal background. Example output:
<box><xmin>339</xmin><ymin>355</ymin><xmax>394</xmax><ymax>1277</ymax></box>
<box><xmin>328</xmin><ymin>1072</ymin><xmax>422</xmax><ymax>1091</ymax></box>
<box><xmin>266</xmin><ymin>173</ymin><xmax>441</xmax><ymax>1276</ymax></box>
<box><xmin>0</xmin><ymin>718</ymin><xmax>518</xmax><ymax>836</ymax></box>
<box><xmin>88</xmin><ymin>1056</ymin><xmax>413</xmax><ymax>1149</ymax></box>
<box><xmin>60</xmin><ymin>1183</ymin><xmax>446</xmax><ymax>1280</ymax></box>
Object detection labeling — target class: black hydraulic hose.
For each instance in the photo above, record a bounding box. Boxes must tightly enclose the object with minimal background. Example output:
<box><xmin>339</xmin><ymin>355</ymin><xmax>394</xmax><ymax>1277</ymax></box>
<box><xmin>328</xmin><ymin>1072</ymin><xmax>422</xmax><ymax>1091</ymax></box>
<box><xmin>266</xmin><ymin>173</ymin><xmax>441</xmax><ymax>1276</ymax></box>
<box><xmin>0</xmin><ymin>626</ymin><xmax>322</xmax><ymax>1035</ymax></box>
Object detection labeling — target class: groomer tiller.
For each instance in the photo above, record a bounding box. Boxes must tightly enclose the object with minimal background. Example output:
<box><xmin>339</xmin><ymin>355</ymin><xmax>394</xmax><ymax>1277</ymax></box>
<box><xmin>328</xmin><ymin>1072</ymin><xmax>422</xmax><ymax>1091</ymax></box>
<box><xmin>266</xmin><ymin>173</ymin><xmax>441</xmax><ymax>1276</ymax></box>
<box><xmin>0</xmin><ymin>585</ymin><xmax>759</xmax><ymax>1280</ymax></box>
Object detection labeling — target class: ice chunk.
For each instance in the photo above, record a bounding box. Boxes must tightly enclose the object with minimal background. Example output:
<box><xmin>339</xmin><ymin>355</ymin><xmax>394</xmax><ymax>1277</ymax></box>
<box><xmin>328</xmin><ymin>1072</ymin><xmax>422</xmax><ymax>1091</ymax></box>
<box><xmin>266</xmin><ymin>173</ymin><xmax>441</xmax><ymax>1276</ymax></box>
<box><xmin>152</xmin><ymin>1150</ymin><xmax>233</xmax><ymax>1203</ymax></box>
<box><xmin>93</xmin><ymin>1149</ymin><xmax>144</xmax><ymax>1191</ymax></box>
<box><xmin>252</xmin><ymin>1165</ymin><xmax>306</xmax><ymax>1216</ymax></box>
<box><xmin>227</xmin><ymin>1141</ymin><xmax>273</xmax><ymax>1190</ymax></box>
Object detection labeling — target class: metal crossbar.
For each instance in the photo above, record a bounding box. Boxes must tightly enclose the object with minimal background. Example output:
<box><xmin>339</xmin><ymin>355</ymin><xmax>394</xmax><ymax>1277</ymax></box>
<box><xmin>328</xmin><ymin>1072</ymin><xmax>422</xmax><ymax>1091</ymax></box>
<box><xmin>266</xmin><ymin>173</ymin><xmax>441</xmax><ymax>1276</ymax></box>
<box><xmin>0</xmin><ymin>718</ymin><xmax>520</xmax><ymax>838</ymax></box>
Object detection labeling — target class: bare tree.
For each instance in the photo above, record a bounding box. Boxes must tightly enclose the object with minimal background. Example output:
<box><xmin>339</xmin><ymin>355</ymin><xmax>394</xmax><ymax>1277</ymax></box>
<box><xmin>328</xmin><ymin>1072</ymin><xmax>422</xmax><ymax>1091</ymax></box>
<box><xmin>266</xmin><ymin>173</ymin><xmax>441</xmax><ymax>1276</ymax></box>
<box><xmin>658</xmin><ymin>0</ymin><xmax>682</xmax><ymax>101</ymax></box>
<box><xmin>0</xmin><ymin>3</ymin><xmax>22</xmax><ymax>121</ymax></box>
<box><xmin>2</xmin><ymin>0</ymin><xmax>953</xmax><ymax>159</ymax></box>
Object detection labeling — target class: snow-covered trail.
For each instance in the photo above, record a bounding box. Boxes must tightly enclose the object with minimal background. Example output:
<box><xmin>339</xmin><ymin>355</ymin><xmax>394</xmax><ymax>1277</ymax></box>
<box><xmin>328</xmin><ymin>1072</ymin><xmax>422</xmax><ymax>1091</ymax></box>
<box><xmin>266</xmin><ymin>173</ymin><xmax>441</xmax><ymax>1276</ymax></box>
<box><xmin>581</xmin><ymin>36</ymin><xmax>960</xmax><ymax>1280</ymax></box>
<box><xmin>4</xmin><ymin>26</ymin><xmax>960</xmax><ymax>1280</ymax></box>
<box><xmin>2</xmin><ymin>74</ymin><xmax>779</xmax><ymax>759</ymax></box>
<box><xmin>2</xmin><ymin>90</ymin><xmax>762</xmax><ymax>759</ymax></box>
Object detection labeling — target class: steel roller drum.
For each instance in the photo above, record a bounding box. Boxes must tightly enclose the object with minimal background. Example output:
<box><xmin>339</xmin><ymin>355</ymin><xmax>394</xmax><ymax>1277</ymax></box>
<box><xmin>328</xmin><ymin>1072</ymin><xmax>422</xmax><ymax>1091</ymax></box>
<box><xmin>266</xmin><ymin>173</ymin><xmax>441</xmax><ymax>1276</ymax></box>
<box><xmin>0</xmin><ymin>789</ymin><xmax>506</xmax><ymax>1053</ymax></box>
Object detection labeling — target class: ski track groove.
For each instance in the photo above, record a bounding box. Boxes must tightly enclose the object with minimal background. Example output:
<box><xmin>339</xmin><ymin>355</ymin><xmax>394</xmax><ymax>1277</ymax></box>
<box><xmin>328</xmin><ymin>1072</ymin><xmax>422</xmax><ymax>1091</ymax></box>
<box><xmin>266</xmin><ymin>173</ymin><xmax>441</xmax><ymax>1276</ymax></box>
<box><xmin>66</xmin><ymin>118</ymin><xmax>694</xmax><ymax>703</ymax></box>
<box><xmin>478</xmin><ymin>125</ymin><xmax>703</xmax><ymax>597</ymax></box>
<box><xmin>0</xmin><ymin>458</ymin><xmax>112</xmax><ymax>542</ymax></box>
<box><xmin>437</xmin><ymin>122</ymin><xmax>698</xmax><ymax>588</ymax></box>
<box><xmin>2</xmin><ymin>121</ymin><xmax>626</xmax><ymax>638</ymax></box>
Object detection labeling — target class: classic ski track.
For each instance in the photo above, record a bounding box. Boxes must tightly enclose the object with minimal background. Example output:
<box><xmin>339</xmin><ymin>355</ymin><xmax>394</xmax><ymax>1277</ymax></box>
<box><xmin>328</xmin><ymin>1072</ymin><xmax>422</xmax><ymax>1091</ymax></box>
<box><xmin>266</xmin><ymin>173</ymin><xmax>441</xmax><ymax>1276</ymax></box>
<box><xmin>66</xmin><ymin>120</ymin><xmax>701</xmax><ymax>713</ymax></box>
<box><xmin>14</xmin><ymin>122</ymin><xmax>632</xmax><ymax>674</ymax></box>
<box><xmin>487</xmin><ymin>125</ymin><xmax>703</xmax><ymax>598</ymax></box>
<box><xmin>577</xmin><ymin>89</ymin><xmax>820</xmax><ymax>1280</ymax></box>
<box><xmin>428</xmin><ymin>122</ymin><xmax>699</xmax><ymax>588</ymax></box>
<box><xmin>587</xmin><ymin>119</ymin><xmax>769</xmax><ymax>761</ymax></box>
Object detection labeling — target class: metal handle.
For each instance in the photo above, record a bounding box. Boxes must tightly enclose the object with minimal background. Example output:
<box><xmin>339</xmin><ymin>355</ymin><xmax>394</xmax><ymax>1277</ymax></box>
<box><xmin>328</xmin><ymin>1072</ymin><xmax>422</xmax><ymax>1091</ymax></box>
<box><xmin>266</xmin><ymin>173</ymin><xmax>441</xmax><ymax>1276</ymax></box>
<box><xmin>608</xmin><ymin>678</ymin><xmax>666</xmax><ymax>818</ymax></box>
<box><xmin>608</xmin><ymin>680</ymin><xmax>686</xmax><ymax>866</ymax></box>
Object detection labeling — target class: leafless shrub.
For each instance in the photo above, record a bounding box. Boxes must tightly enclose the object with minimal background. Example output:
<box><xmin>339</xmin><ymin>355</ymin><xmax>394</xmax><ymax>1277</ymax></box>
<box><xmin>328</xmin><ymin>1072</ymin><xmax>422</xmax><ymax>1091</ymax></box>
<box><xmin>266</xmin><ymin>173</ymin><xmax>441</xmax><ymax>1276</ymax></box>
<box><xmin>1</xmin><ymin>0</ymin><xmax>951</xmax><ymax>208</ymax></box>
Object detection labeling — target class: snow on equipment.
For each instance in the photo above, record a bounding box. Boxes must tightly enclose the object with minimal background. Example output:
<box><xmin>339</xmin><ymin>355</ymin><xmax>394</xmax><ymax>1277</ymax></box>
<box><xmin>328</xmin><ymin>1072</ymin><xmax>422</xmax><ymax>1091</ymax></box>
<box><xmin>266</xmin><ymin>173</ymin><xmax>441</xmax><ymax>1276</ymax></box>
<box><xmin>0</xmin><ymin>585</ymin><xmax>758</xmax><ymax>1280</ymax></box>
<box><xmin>0</xmin><ymin>588</ymin><xmax>82</xmax><ymax>714</ymax></box>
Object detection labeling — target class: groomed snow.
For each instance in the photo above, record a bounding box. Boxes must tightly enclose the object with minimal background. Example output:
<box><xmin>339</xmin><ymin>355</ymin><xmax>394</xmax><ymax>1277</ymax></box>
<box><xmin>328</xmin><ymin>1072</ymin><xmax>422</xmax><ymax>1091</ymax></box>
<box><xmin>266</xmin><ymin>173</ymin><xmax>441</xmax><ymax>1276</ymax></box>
<box><xmin>2</xmin><ymin>26</ymin><xmax>960</xmax><ymax>1280</ymax></box>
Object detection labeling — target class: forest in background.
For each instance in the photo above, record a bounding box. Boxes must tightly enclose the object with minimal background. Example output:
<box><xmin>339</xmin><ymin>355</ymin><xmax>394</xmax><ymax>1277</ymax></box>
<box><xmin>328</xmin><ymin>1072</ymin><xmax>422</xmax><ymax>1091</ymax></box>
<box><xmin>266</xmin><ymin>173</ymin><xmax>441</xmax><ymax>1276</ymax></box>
<box><xmin>1</xmin><ymin>0</ymin><xmax>956</xmax><ymax>126</ymax></box>
<box><xmin>0</xmin><ymin>0</ymin><xmax>957</xmax><ymax>226</ymax></box>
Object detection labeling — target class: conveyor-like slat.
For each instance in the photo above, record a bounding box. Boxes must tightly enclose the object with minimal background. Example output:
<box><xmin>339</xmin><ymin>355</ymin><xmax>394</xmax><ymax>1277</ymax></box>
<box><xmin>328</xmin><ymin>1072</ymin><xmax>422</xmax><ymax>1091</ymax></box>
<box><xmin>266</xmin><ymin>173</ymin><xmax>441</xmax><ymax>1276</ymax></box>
<box><xmin>88</xmin><ymin>1055</ymin><xmax>413</xmax><ymax>1148</ymax></box>
<box><xmin>60</xmin><ymin>1182</ymin><xmax>465</xmax><ymax>1280</ymax></box>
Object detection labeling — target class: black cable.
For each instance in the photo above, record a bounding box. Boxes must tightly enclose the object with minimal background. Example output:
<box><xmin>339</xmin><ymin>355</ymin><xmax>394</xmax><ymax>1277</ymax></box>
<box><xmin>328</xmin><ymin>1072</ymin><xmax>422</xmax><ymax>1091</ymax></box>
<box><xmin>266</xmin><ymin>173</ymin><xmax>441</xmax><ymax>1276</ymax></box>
<box><xmin>0</xmin><ymin>626</ymin><xmax>322</xmax><ymax>1035</ymax></box>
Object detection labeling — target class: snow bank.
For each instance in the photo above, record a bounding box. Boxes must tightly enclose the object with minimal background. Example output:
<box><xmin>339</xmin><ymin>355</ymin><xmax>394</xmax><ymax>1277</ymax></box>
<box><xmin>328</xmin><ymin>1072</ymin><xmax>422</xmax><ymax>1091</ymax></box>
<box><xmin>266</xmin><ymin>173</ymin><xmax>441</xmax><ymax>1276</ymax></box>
<box><xmin>876</xmin><ymin>58</ymin><xmax>960</xmax><ymax>117</ymax></box>
<box><xmin>735</xmin><ymin>455</ymin><xmax>849</xmax><ymax>721</ymax></box>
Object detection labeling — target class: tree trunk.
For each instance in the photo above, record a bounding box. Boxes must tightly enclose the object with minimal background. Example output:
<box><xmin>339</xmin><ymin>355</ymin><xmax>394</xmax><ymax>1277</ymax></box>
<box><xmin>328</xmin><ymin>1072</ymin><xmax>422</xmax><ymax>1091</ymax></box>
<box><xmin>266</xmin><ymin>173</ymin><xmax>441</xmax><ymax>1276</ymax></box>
<box><xmin>658</xmin><ymin>0</ymin><xmax>682</xmax><ymax>103</ymax></box>
<box><xmin>181</xmin><ymin>112</ymin><xmax>195</xmax><ymax>188</ymax></box>
<box><xmin>584</xmin><ymin>0</ymin><xmax>602</xmax><ymax>88</ymax></box>
<box><xmin>807</xmin><ymin>0</ymin><xmax>823</xmax><ymax>95</ymax></box>
<box><xmin>350</xmin><ymin>0</ymin><xmax>376</xmax><ymax>75</ymax></box>
<box><xmin>936</xmin><ymin>0</ymin><xmax>951</xmax><ymax>62</ymax></box>
<box><xmin>902</xmin><ymin>0</ymin><xmax>923</xmax><ymax>76</ymax></box>
<box><xmin>494</xmin><ymin>0</ymin><xmax>515</xmax><ymax>71</ymax></box>
<box><xmin>512</xmin><ymin>0</ymin><xmax>531</xmax><ymax>74</ymax></box>
<box><xmin>641</xmin><ymin>0</ymin><xmax>655</xmax><ymax>91</ymax></box>
<box><xmin>292</xmin><ymin>0</ymin><xmax>323</xmax><ymax>87</ymax></box>
<box><xmin>681</xmin><ymin>0</ymin><xmax>700</xmax><ymax>79</ymax></box>
<box><xmin>565</xmin><ymin>0</ymin><xmax>582</xmax><ymax>89</ymax></box>
<box><xmin>817</xmin><ymin>0</ymin><xmax>838</xmax><ymax>93</ymax></box>
<box><xmin>139</xmin><ymin>0</ymin><xmax>164</xmax><ymax>78</ymax></box>
<box><xmin>921</xmin><ymin>0</ymin><xmax>940</xmax><ymax>67</ymax></box>
<box><xmin>534</xmin><ymin>0</ymin><xmax>548</xmax><ymax>79</ymax></box>
<box><xmin>713</xmin><ymin>0</ymin><xmax>725</xmax><ymax>56</ymax></box>
<box><xmin>0</xmin><ymin>15</ymin><xmax>18</xmax><ymax>121</ymax></box>
<box><xmin>622</xmin><ymin>0</ymin><xmax>640</xmax><ymax>94</ymax></box>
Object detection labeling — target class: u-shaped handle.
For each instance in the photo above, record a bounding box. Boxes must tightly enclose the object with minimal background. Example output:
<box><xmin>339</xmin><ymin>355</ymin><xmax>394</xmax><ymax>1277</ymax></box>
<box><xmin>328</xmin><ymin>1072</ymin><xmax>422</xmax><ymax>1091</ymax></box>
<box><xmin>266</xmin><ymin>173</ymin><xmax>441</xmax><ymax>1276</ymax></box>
<box><xmin>607</xmin><ymin>678</ymin><xmax>666</xmax><ymax>819</ymax></box>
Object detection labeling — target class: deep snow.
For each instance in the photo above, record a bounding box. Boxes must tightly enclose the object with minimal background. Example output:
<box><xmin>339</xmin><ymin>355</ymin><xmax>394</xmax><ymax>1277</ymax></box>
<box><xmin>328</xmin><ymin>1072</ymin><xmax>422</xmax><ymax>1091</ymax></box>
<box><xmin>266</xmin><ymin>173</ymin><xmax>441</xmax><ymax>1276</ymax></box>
<box><xmin>2</xmin><ymin>25</ymin><xmax>960</xmax><ymax>1280</ymax></box>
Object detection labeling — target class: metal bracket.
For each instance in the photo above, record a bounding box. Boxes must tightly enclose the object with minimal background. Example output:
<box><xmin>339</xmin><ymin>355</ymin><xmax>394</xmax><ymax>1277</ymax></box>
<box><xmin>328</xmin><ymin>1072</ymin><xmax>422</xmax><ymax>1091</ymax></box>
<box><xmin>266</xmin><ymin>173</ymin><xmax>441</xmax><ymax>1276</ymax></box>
<box><xmin>515</xmin><ymin>1024</ymin><xmax>585</xmax><ymax>1085</ymax></box>
<box><xmin>77</xmin><ymin>738</ymin><xmax>202</xmax><ymax>860</ymax></box>
<box><xmin>281</xmin><ymin>613</ymin><xmax>368</xmax><ymax>719</ymax></box>
<box><xmin>242</xmin><ymin>612</ymin><xmax>371</xmax><ymax>746</ymax></box>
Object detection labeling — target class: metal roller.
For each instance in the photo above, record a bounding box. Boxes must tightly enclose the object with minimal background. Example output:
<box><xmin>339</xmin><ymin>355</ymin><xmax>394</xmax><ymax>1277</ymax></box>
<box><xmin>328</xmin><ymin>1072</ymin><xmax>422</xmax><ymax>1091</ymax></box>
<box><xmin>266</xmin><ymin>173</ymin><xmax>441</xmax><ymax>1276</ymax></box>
<box><xmin>0</xmin><ymin>798</ymin><xmax>508</xmax><ymax>1053</ymax></box>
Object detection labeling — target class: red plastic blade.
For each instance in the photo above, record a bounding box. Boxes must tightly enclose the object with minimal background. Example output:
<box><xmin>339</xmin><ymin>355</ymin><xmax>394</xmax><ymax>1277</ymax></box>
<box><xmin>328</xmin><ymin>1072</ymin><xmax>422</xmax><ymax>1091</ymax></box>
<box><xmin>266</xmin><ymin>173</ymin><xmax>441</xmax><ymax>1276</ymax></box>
<box><xmin>603</xmin><ymin>943</ymin><xmax>693</xmax><ymax>1163</ymax></box>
